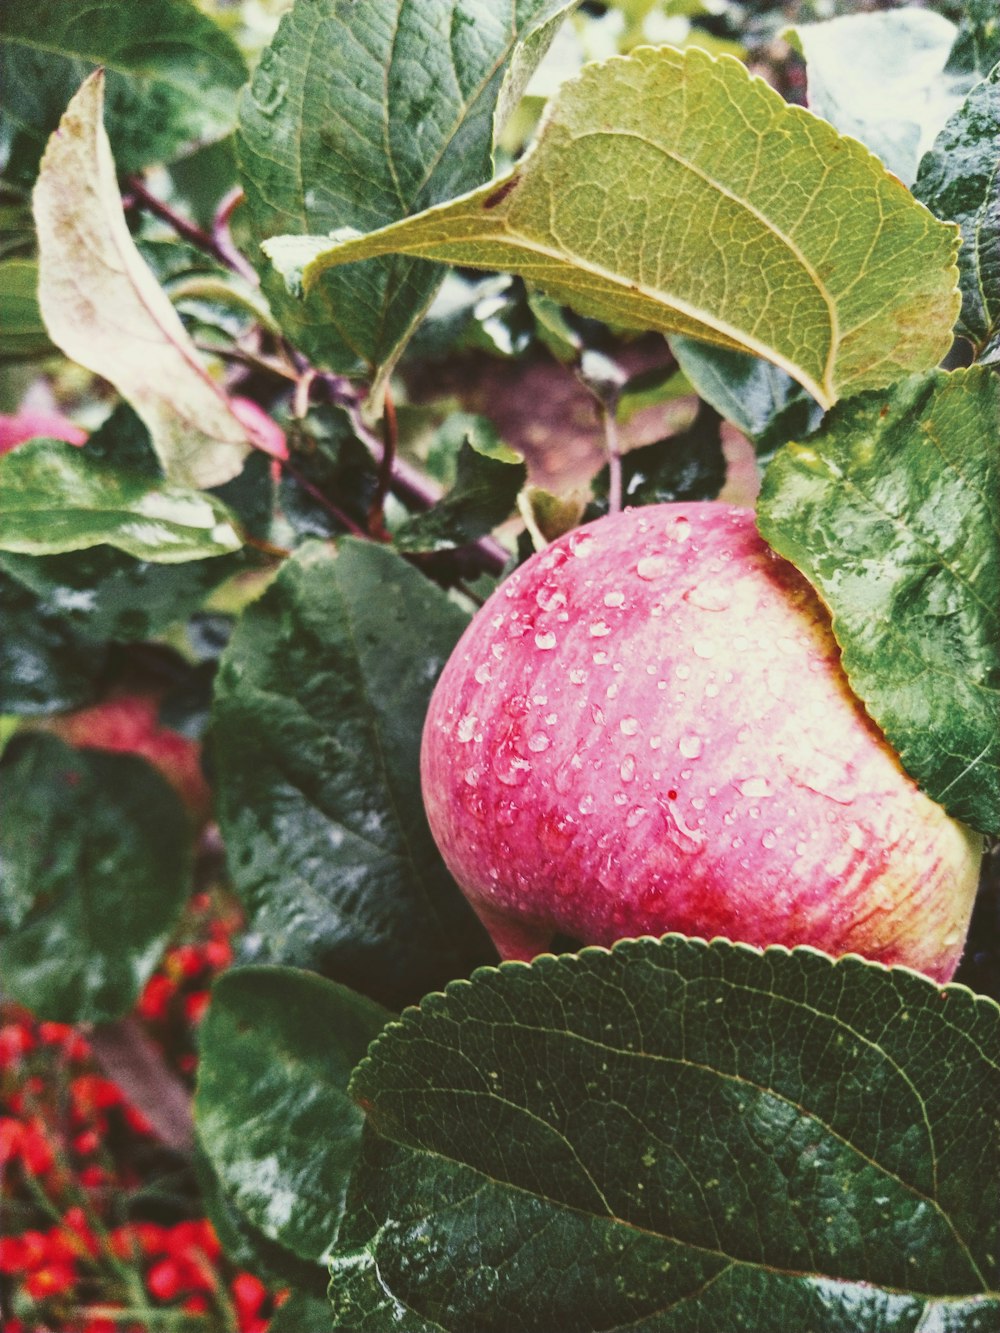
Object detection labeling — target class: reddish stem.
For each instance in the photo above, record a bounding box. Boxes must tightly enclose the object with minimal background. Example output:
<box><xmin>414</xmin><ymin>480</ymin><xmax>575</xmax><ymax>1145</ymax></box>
<box><xmin>125</xmin><ymin>177</ymin><xmax>256</xmax><ymax>284</ymax></box>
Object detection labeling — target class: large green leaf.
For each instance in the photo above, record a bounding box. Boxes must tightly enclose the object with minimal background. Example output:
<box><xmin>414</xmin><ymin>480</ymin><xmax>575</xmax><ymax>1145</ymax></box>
<box><xmin>787</xmin><ymin>9</ymin><xmax>962</xmax><ymax>186</ymax></box>
<box><xmin>0</xmin><ymin>735</ymin><xmax>191</xmax><ymax>1023</ymax></box>
<box><xmin>0</xmin><ymin>572</ymin><xmax>106</xmax><ymax>715</ymax></box>
<box><xmin>914</xmin><ymin>65</ymin><xmax>1000</xmax><ymax>360</ymax></box>
<box><xmin>195</xmin><ymin>966</ymin><xmax>390</xmax><ymax>1263</ymax></box>
<box><xmin>212</xmin><ymin>540</ymin><xmax>494</xmax><ymax>1009</ymax></box>
<box><xmin>330</xmin><ymin>937</ymin><xmax>1000</xmax><ymax>1331</ymax></box>
<box><xmin>0</xmin><ymin>0</ymin><xmax>246</xmax><ymax>183</ymax></box>
<box><xmin>32</xmin><ymin>72</ymin><xmax>251</xmax><ymax>488</ymax></box>
<box><xmin>238</xmin><ymin>0</ymin><xmax>579</xmax><ymax>380</ymax></box>
<box><xmin>264</xmin><ymin>46</ymin><xmax>961</xmax><ymax>411</ymax></box>
<box><xmin>758</xmin><ymin>367</ymin><xmax>999</xmax><ymax>836</ymax></box>
<box><xmin>0</xmin><ymin>439</ymin><xmax>243</xmax><ymax>562</ymax></box>
<box><xmin>393</xmin><ymin>435</ymin><xmax>526</xmax><ymax>553</ymax></box>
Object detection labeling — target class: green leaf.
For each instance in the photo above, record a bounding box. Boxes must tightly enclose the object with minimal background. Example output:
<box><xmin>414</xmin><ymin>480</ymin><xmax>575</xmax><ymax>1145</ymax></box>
<box><xmin>946</xmin><ymin>0</ymin><xmax>1000</xmax><ymax>80</ymax></box>
<box><xmin>32</xmin><ymin>72</ymin><xmax>251</xmax><ymax>488</ymax></box>
<box><xmin>0</xmin><ymin>259</ymin><xmax>52</xmax><ymax>360</ymax></box>
<box><xmin>330</xmin><ymin>937</ymin><xmax>1000</xmax><ymax>1332</ymax></box>
<box><xmin>212</xmin><ymin>540</ymin><xmax>494</xmax><ymax>1009</ymax></box>
<box><xmin>196</xmin><ymin>966</ymin><xmax>390</xmax><ymax>1262</ymax></box>
<box><xmin>670</xmin><ymin>336</ymin><xmax>824</xmax><ymax>458</ymax></box>
<box><xmin>267</xmin><ymin>1291</ymin><xmax>336</xmax><ymax>1333</ymax></box>
<box><xmin>393</xmin><ymin>435</ymin><xmax>526</xmax><ymax>553</ymax></box>
<box><xmin>787</xmin><ymin>9</ymin><xmax>962</xmax><ymax>186</ymax></box>
<box><xmin>265</xmin><ymin>46</ymin><xmax>961</xmax><ymax>411</ymax></box>
<box><xmin>280</xmin><ymin>407</ymin><xmax>380</xmax><ymax>543</ymax></box>
<box><xmin>238</xmin><ymin>0</ymin><xmax>579</xmax><ymax>381</ymax></box>
<box><xmin>0</xmin><ymin>571</ymin><xmax>106</xmax><ymax>715</ymax></box>
<box><xmin>913</xmin><ymin>64</ymin><xmax>1000</xmax><ymax>359</ymax></box>
<box><xmin>591</xmin><ymin>404</ymin><xmax>726</xmax><ymax>512</ymax></box>
<box><xmin>758</xmin><ymin>367</ymin><xmax>999</xmax><ymax>836</ymax></box>
<box><xmin>0</xmin><ymin>0</ymin><xmax>246</xmax><ymax>184</ymax></box>
<box><xmin>0</xmin><ymin>735</ymin><xmax>191</xmax><ymax>1023</ymax></box>
<box><xmin>0</xmin><ymin>439</ymin><xmax>243</xmax><ymax>562</ymax></box>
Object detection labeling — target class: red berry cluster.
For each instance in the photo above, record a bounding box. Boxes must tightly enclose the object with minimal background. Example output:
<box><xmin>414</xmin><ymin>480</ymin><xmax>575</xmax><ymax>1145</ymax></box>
<box><xmin>1</xmin><ymin>893</ymin><xmax>284</xmax><ymax>1332</ymax></box>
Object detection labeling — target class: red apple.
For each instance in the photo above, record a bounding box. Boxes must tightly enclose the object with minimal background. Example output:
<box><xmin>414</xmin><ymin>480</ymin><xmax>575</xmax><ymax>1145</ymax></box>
<box><xmin>421</xmin><ymin>503</ymin><xmax>982</xmax><ymax>981</ymax></box>
<box><xmin>47</xmin><ymin>693</ymin><xmax>211</xmax><ymax>826</ymax></box>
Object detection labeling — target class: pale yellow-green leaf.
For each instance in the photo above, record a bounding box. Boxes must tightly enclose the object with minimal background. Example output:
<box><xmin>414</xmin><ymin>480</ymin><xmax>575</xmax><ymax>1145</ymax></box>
<box><xmin>266</xmin><ymin>47</ymin><xmax>961</xmax><ymax>409</ymax></box>
<box><xmin>32</xmin><ymin>71</ymin><xmax>250</xmax><ymax>489</ymax></box>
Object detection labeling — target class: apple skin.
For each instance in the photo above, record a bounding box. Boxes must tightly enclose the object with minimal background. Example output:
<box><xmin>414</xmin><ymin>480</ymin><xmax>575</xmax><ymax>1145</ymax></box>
<box><xmin>421</xmin><ymin>503</ymin><xmax>982</xmax><ymax>981</ymax></box>
<box><xmin>47</xmin><ymin>693</ymin><xmax>212</xmax><ymax>826</ymax></box>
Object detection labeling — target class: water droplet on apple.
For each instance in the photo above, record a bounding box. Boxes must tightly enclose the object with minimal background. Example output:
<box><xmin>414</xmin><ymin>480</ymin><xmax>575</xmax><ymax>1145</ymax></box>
<box><xmin>474</xmin><ymin>663</ymin><xmax>492</xmax><ymax>684</ymax></box>
<box><xmin>493</xmin><ymin>743</ymin><xmax>531</xmax><ymax>787</ymax></box>
<box><xmin>685</xmin><ymin>580</ymin><xmax>731</xmax><ymax>612</ymax></box>
<box><xmin>620</xmin><ymin>716</ymin><xmax>639</xmax><ymax>736</ymax></box>
<box><xmin>613</xmin><ymin>791</ymin><xmax>628</xmax><ymax>806</ymax></box>
<box><xmin>464</xmin><ymin>766</ymin><xmax>480</xmax><ymax>787</ymax></box>
<box><xmin>593</xmin><ymin>650</ymin><xmax>610</xmax><ymax>665</ymax></box>
<box><xmin>620</xmin><ymin>754</ymin><xmax>636</xmax><ymax>782</ymax></box>
<box><xmin>658</xmin><ymin>797</ymin><xmax>706</xmax><ymax>854</ymax></box>
<box><xmin>569</xmin><ymin>668</ymin><xmax>586</xmax><ymax>685</ymax></box>
<box><xmin>675</xmin><ymin>664</ymin><xmax>691</xmax><ymax>680</ymax></box>
<box><xmin>692</xmin><ymin>638</ymin><xmax>717</xmax><ymax>659</ymax></box>
<box><xmin>589</xmin><ymin>620</ymin><xmax>612</xmax><ymax>637</ymax></box>
<box><xmin>605</xmin><ymin>680</ymin><xmax>621</xmax><ymax>700</ymax></box>
<box><xmin>457</xmin><ymin>713</ymin><xmax>477</xmax><ymax>743</ymax></box>
<box><xmin>737</xmin><ymin>776</ymin><xmax>772</xmax><ymax>798</ymax></box>
<box><xmin>649</xmin><ymin>736</ymin><xmax>662</xmax><ymax>749</ymax></box>
<box><xmin>604</xmin><ymin>590</ymin><xmax>625</xmax><ymax>608</ymax></box>
<box><xmin>669</xmin><ymin>516</ymin><xmax>692</xmax><ymax>542</ymax></box>
<box><xmin>579</xmin><ymin>794</ymin><xmax>595</xmax><ymax>815</ymax></box>
<box><xmin>528</xmin><ymin>733</ymin><xmax>551</xmax><ymax>753</ymax></box>
<box><xmin>625</xmin><ymin>805</ymin><xmax>648</xmax><ymax>828</ymax></box>
<box><xmin>761</xmin><ymin>830</ymin><xmax>778</xmax><ymax>849</ymax></box>
<box><xmin>679</xmin><ymin>735</ymin><xmax>702</xmax><ymax>759</ymax></box>
<box><xmin>496</xmin><ymin>801</ymin><xmax>520</xmax><ymax>827</ymax></box>
<box><xmin>591</xmin><ymin>704</ymin><xmax>605</xmax><ymax>726</ymax></box>
<box><xmin>536</xmin><ymin>586</ymin><xmax>567</xmax><ymax>612</ymax></box>
<box><xmin>535</xmin><ymin>630</ymin><xmax>557</xmax><ymax>650</ymax></box>
<box><xmin>636</xmin><ymin>554</ymin><xmax>668</xmax><ymax>581</ymax></box>
<box><xmin>570</xmin><ymin>531</ymin><xmax>595</xmax><ymax>558</ymax></box>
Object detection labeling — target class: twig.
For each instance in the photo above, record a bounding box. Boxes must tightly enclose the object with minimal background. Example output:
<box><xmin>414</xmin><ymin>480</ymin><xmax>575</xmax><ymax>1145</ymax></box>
<box><xmin>277</xmin><ymin>457</ymin><xmax>370</xmax><ymax>539</ymax></box>
<box><xmin>125</xmin><ymin>176</ymin><xmax>255</xmax><ymax>284</ymax></box>
<box><xmin>211</xmin><ymin>186</ymin><xmax>258</xmax><ymax>284</ymax></box>
<box><xmin>600</xmin><ymin>398</ymin><xmax>623</xmax><ymax>516</ymax></box>
<box><xmin>88</xmin><ymin>1018</ymin><xmax>194</xmax><ymax>1156</ymax></box>
<box><xmin>369</xmin><ymin>384</ymin><xmax>398</xmax><ymax>539</ymax></box>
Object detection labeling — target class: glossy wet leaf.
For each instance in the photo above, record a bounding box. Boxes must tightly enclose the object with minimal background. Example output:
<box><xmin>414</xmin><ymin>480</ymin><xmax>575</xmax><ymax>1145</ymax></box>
<box><xmin>0</xmin><ymin>439</ymin><xmax>243</xmax><ymax>561</ymax></box>
<box><xmin>0</xmin><ymin>572</ymin><xmax>106</xmax><ymax>715</ymax></box>
<box><xmin>33</xmin><ymin>72</ymin><xmax>251</xmax><ymax>488</ymax></box>
<box><xmin>0</xmin><ymin>0</ymin><xmax>246</xmax><ymax>184</ymax></box>
<box><xmin>914</xmin><ymin>65</ymin><xmax>1000</xmax><ymax>360</ymax></box>
<box><xmin>393</xmin><ymin>436</ymin><xmax>526</xmax><ymax>553</ymax></box>
<box><xmin>330</xmin><ymin>937</ymin><xmax>1000</xmax><ymax>1331</ymax></box>
<box><xmin>946</xmin><ymin>0</ymin><xmax>1000</xmax><ymax>80</ymax></box>
<box><xmin>212</xmin><ymin>540</ymin><xmax>494</xmax><ymax>1009</ymax></box>
<box><xmin>238</xmin><ymin>0</ymin><xmax>579</xmax><ymax>380</ymax></box>
<box><xmin>280</xmin><ymin>407</ymin><xmax>379</xmax><ymax>542</ymax></box>
<box><xmin>670</xmin><ymin>336</ymin><xmax>825</xmax><ymax>458</ymax></box>
<box><xmin>265</xmin><ymin>46</ymin><xmax>960</xmax><ymax>410</ymax></box>
<box><xmin>788</xmin><ymin>9</ymin><xmax>963</xmax><ymax>185</ymax></box>
<box><xmin>196</xmin><ymin>966</ymin><xmax>390</xmax><ymax>1262</ymax></box>
<box><xmin>0</xmin><ymin>735</ymin><xmax>191</xmax><ymax>1023</ymax></box>
<box><xmin>758</xmin><ymin>367</ymin><xmax>1000</xmax><ymax>836</ymax></box>
<box><xmin>591</xmin><ymin>404</ymin><xmax>726</xmax><ymax>513</ymax></box>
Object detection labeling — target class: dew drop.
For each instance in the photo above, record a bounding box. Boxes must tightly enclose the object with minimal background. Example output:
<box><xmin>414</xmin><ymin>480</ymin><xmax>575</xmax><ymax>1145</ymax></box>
<box><xmin>670</xmin><ymin>516</ymin><xmax>692</xmax><ymax>542</ymax></box>
<box><xmin>605</xmin><ymin>680</ymin><xmax>621</xmax><ymax>701</ymax></box>
<box><xmin>569</xmin><ymin>668</ymin><xmax>587</xmax><ymax>685</ymax></box>
<box><xmin>649</xmin><ymin>736</ymin><xmax>662</xmax><ymax>750</ymax></box>
<box><xmin>613</xmin><ymin>791</ymin><xmax>628</xmax><ymax>806</ymax></box>
<box><xmin>492</xmin><ymin>744</ymin><xmax>531</xmax><ymax>787</ymax></box>
<box><xmin>685</xmin><ymin>581</ymin><xmax>731</xmax><ymax>612</ymax></box>
<box><xmin>535</xmin><ymin>630</ymin><xmax>557</xmax><ymax>650</ymax></box>
<box><xmin>579</xmin><ymin>794</ymin><xmax>595</xmax><ymax>815</ymax></box>
<box><xmin>620</xmin><ymin>716</ymin><xmax>639</xmax><ymax>736</ymax></box>
<box><xmin>464</xmin><ymin>766</ymin><xmax>480</xmax><ymax>787</ymax></box>
<box><xmin>589</xmin><ymin>620</ymin><xmax>612</xmax><ymax>638</ymax></box>
<box><xmin>457</xmin><ymin>713</ymin><xmax>477</xmax><ymax>743</ymax></box>
<box><xmin>536</xmin><ymin>586</ymin><xmax>567</xmax><ymax>612</ymax></box>
<box><xmin>636</xmin><ymin>554</ymin><xmax>668</xmax><ymax>581</ymax></box>
<box><xmin>679</xmin><ymin>735</ymin><xmax>702</xmax><ymax>759</ymax></box>
<box><xmin>528</xmin><ymin>733</ymin><xmax>551</xmax><ymax>753</ymax></box>
<box><xmin>761</xmin><ymin>830</ymin><xmax>778</xmax><ymax>850</ymax></box>
<box><xmin>604</xmin><ymin>590</ymin><xmax>625</xmax><ymax>608</ymax></box>
<box><xmin>570</xmin><ymin>531</ymin><xmax>595</xmax><ymax>558</ymax></box>
<box><xmin>474</xmin><ymin>663</ymin><xmax>492</xmax><ymax>684</ymax></box>
<box><xmin>675</xmin><ymin>664</ymin><xmax>691</xmax><ymax>681</ymax></box>
<box><xmin>625</xmin><ymin>805</ymin><xmax>648</xmax><ymax>829</ymax></box>
<box><xmin>591</xmin><ymin>704</ymin><xmax>606</xmax><ymax>726</ymax></box>
<box><xmin>593</xmin><ymin>650</ymin><xmax>610</xmax><ymax>665</ymax></box>
<box><xmin>737</xmin><ymin>776</ymin><xmax>773</xmax><ymax>798</ymax></box>
<box><xmin>692</xmin><ymin>638</ymin><xmax>717</xmax><ymax>659</ymax></box>
<box><xmin>491</xmin><ymin>642</ymin><xmax>505</xmax><ymax>660</ymax></box>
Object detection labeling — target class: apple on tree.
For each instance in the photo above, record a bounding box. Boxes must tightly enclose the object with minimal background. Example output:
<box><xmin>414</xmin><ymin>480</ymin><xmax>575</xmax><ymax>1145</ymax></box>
<box><xmin>421</xmin><ymin>503</ymin><xmax>982</xmax><ymax>982</ymax></box>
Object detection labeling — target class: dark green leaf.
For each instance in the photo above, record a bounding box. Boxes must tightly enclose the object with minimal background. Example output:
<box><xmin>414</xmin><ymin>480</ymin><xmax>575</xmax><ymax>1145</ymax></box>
<box><xmin>0</xmin><ymin>259</ymin><xmax>52</xmax><ymax>360</ymax></box>
<box><xmin>280</xmin><ymin>407</ymin><xmax>379</xmax><ymax>542</ymax></box>
<box><xmin>0</xmin><ymin>571</ymin><xmax>106</xmax><ymax>715</ymax></box>
<box><xmin>914</xmin><ymin>65</ymin><xmax>1000</xmax><ymax>358</ymax></box>
<box><xmin>0</xmin><ymin>0</ymin><xmax>247</xmax><ymax>184</ymax></box>
<box><xmin>0</xmin><ymin>439</ymin><xmax>243</xmax><ymax>561</ymax></box>
<box><xmin>946</xmin><ymin>0</ymin><xmax>1000</xmax><ymax>79</ymax></box>
<box><xmin>237</xmin><ymin>0</ymin><xmax>578</xmax><ymax>378</ymax></box>
<box><xmin>670</xmin><ymin>335</ymin><xmax>824</xmax><ymax>459</ymax></box>
<box><xmin>212</xmin><ymin>540</ymin><xmax>494</xmax><ymax>1008</ymax></box>
<box><xmin>330</xmin><ymin>937</ymin><xmax>1000</xmax><ymax>1332</ymax></box>
<box><xmin>268</xmin><ymin>1291</ymin><xmax>336</xmax><ymax>1333</ymax></box>
<box><xmin>758</xmin><ymin>367</ymin><xmax>999</xmax><ymax>835</ymax></box>
<box><xmin>0</xmin><ymin>735</ymin><xmax>191</xmax><ymax>1023</ymax></box>
<box><xmin>591</xmin><ymin>404</ymin><xmax>726</xmax><ymax>513</ymax></box>
<box><xmin>394</xmin><ymin>435</ymin><xmax>526</xmax><ymax>553</ymax></box>
<box><xmin>196</xmin><ymin>966</ymin><xmax>390</xmax><ymax>1262</ymax></box>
